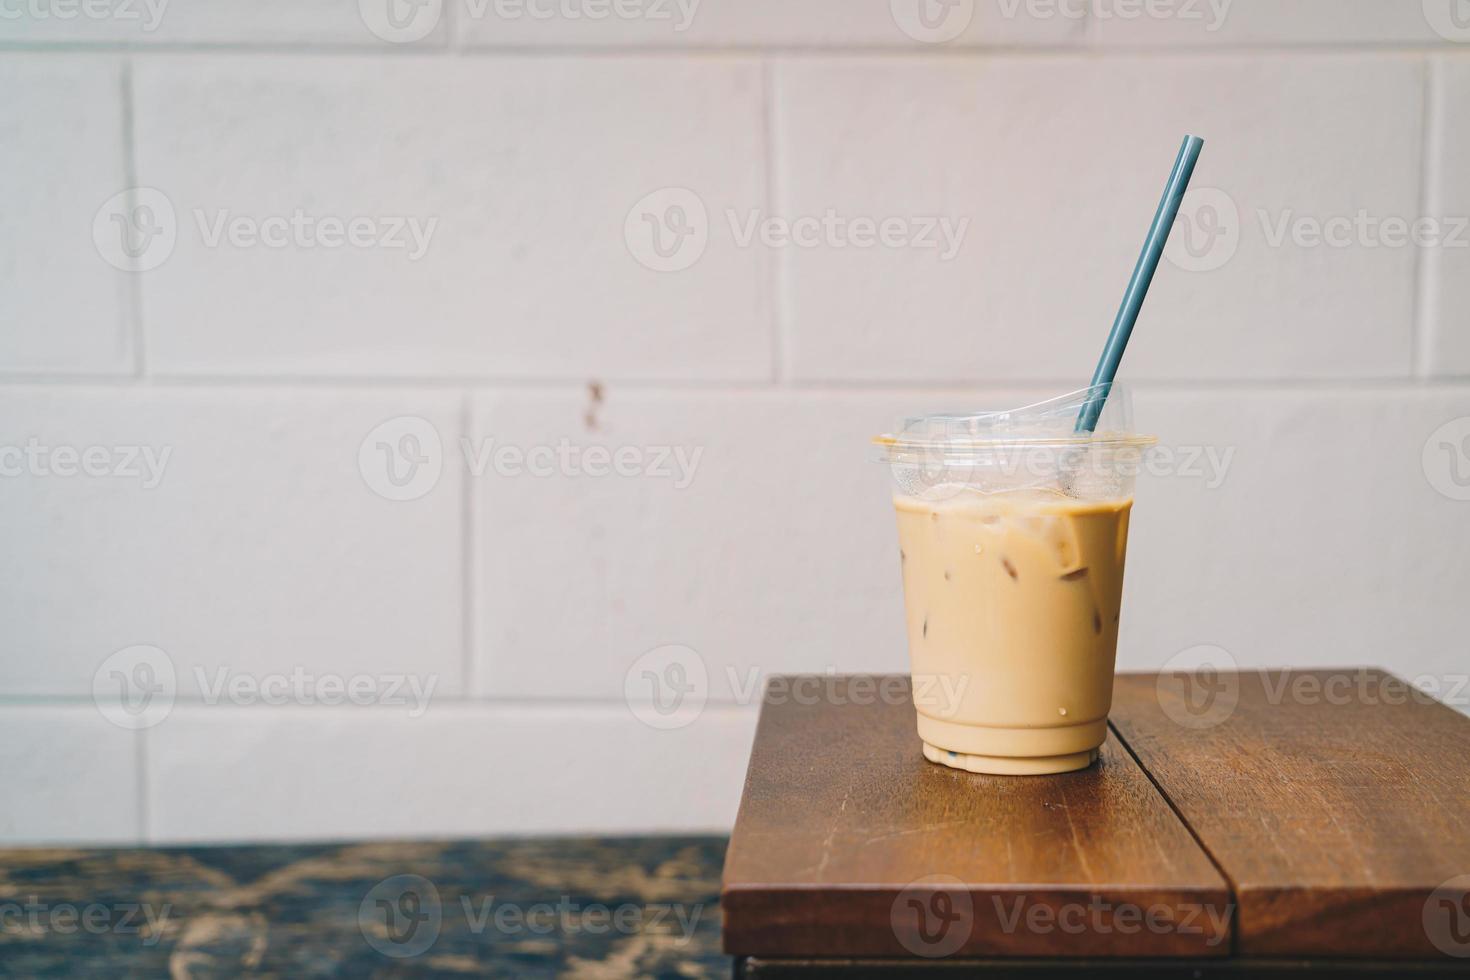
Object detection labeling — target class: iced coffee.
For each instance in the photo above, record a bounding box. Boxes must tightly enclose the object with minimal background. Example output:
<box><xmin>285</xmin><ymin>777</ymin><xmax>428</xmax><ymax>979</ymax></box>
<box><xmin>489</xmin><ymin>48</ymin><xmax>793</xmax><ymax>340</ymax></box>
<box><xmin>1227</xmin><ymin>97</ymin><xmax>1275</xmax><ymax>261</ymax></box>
<box><xmin>876</xmin><ymin>387</ymin><xmax>1151</xmax><ymax>775</ymax></box>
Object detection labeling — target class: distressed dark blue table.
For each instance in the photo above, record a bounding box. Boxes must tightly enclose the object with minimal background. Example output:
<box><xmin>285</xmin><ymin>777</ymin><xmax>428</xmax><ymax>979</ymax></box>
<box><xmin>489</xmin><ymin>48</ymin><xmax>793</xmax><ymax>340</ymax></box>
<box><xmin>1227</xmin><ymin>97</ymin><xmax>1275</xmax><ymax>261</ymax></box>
<box><xmin>0</xmin><ymin>836</ymin><xmax>726</xmax><ymax>977</ymax></box>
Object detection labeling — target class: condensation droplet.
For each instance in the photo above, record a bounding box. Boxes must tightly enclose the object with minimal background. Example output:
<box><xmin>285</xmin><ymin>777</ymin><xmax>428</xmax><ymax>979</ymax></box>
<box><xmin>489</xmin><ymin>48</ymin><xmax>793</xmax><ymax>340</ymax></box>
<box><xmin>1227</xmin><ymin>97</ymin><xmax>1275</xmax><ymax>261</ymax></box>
<box><xmin>973</xmin><ymin>544</ymin><xmax>983</xmax><ymax>554</ymax></box>
<box><xmin>1058</xmin><ymin>707</ymin><xmax>1068</xmax><ymax>716</ymax></box>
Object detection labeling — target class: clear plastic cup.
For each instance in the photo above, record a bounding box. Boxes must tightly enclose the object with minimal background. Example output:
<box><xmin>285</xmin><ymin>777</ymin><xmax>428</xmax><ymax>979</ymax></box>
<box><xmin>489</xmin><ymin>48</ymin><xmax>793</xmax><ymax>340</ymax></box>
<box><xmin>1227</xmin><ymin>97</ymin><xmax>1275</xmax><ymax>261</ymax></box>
<box><xmin>873</xmin><ymin>385</ymin><xmax>1155</xmax><ymax>775</ymax></box>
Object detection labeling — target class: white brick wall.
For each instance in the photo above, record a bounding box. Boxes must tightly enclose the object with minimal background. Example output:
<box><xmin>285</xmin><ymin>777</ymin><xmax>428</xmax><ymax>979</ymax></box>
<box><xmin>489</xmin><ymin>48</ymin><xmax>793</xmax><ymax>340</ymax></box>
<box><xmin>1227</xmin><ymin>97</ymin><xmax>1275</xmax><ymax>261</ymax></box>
<box><xmin>130</xmin><ymin>54</ymin><xmax>769</xmax><ymax>379</ymax></box>
<box><xmin>775</xmin><ymin>54</ymin><xmax>1424</xmax><ymax>381</ymax></box>
<box><xmin>0</xmin><ymin>56</ymin><xmax>131</xmax><ymax>373</ymax></box>
<box><xmin>2</xmin><ymin>2</ymin><xmax>1469</xmax><ymax>846</ymax></box>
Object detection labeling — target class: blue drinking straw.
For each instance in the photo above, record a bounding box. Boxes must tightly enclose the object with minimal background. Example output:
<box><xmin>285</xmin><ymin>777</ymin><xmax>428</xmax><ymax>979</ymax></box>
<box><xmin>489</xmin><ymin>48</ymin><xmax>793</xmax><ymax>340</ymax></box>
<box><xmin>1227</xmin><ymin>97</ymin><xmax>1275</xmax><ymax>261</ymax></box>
<box><xmin>1076</xmin><ymin>135</ymin><xmax>1205</xmax><ymax>433</ymax></box>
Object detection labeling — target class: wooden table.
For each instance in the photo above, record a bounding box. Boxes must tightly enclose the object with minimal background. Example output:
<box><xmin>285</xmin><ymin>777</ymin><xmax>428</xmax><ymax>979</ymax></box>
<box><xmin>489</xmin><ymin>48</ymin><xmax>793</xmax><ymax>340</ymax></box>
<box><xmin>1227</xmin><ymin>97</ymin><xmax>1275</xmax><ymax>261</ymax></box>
<box><xmin>0</xmin><ymin>836</ymin><xmax>728</xmax><ymax>977</ymax></box>
<box><xmin>5</xmin><ymin>670</ymin><xmax>1465</xmax><ymax>977</ymax></box>
<box><xmin>723</xmin><ymin>670</ymin><xmax>1470</xmax><ymax>977</ymax></box>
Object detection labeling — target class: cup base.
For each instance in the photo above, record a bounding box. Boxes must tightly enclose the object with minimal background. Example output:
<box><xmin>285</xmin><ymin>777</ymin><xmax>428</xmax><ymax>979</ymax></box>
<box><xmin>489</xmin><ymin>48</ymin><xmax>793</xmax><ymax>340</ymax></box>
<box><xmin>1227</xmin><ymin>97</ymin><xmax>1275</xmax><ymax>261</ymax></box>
<box><xmin>922</xmin><ymin>741</ymin><xmax>1099</xmax><ymax>775</ymax></box>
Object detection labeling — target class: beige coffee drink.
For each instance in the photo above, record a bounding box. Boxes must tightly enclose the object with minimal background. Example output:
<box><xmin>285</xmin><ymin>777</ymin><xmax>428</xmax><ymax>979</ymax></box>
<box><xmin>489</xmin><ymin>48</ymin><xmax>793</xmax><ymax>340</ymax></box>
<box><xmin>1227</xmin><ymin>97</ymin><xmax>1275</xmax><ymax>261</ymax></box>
<box><xmin>876</xmin><ymin>387</ymin><xmax>1150</xmax><ymax>775</ymax></box>
<box><xmin>896</xmin><ymin>489</ymin><xmax>1131</xmax><ymax>774</ymax></box>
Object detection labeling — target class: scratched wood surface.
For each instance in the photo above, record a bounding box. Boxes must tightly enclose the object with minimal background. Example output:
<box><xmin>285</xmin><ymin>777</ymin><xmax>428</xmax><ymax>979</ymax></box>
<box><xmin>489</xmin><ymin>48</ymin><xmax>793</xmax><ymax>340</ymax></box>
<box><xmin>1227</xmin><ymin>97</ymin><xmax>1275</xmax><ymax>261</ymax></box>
<box><xmin>721</xmin><ymin>675</ymin><xmax>1231</xmax><ymax>958</ymax></box>
<box><xmin>735</xmin><ymin>956</ymin><xmax>1470</xmax><ymax>976</ymax></box>
<box><xmin>0</xmin><ymin>836</ymin><xmax>725</xmax><ymax>978</ymax></box>
<box><xmin>1111</xmin><ymin>669</ymin><xmax>1470</xmax><ymax>959</ymax></box>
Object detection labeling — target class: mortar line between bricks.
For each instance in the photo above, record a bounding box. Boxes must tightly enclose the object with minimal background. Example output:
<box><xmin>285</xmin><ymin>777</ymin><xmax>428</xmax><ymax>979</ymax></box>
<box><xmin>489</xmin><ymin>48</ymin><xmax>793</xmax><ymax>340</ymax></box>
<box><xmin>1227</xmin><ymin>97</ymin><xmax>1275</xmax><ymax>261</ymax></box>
<box><xmin>119</xmin><ymin>59</ymin><xmax>146</xmax><ymax>379</ymax></box>
<box><xmin>1</xmin><ymin>42</ymin><xmax>1465</xmax><ymax>59</ymax></box>
<box><xmin>1411</xmin><ymin>55</ymin><xmax>1440</xmax><ymax>379</ymax></box>
<box><xmin>760</xmin><ymin>56</ymin><xmax>786</xmax><ymax>384</ymax></box>
<box><xmin>3</xmin><ymin>376</ymin><xmax>1470</xmax><ymax>393</ymax></box>
<box><xmin>0</xmin><ymin>694</ymin><xmax>762</xmax><ymax>708</ymax></box>
<box><xmin>460</xmin><ymin>392</ymin><xmax>478</xmax><ymax>696</ymax></box>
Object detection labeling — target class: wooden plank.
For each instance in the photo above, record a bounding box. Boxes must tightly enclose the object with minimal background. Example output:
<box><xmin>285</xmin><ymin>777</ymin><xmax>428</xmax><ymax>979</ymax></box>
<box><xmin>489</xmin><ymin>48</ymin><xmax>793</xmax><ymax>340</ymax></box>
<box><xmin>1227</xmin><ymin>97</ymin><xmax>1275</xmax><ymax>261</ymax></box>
<box><xmin>737</xmin><ymin>956</ymin><xmax>1470</xmax><ymax>977</ymax></box>
<box><xmin>1111</xmin><ymin>669</ymin><xmax>1470</xmax><ymax>959</ymax></box>
<box><xmin>722</xmin><ymin>675</ymin><xmax>1231</xmax><ymax>959</ymax></box>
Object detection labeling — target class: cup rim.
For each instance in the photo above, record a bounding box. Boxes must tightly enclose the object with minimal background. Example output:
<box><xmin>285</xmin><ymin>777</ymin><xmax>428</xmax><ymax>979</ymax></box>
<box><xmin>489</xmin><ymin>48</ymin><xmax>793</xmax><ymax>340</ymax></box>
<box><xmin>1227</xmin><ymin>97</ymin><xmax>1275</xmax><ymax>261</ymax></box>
<box><xmin>872</xmin><ymin>431</ymin><xmax>1159</xmax><ymax>462</ymax></box>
